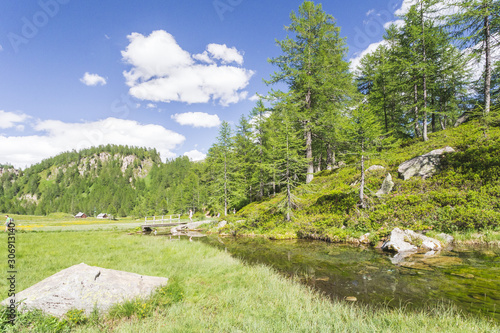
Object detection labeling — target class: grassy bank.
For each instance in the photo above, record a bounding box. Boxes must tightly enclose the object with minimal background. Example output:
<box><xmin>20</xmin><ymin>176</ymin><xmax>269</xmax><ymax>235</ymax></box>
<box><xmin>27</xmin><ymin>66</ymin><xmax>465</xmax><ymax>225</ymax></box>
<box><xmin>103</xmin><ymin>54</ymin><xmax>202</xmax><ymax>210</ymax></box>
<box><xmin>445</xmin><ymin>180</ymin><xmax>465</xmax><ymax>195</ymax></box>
<box><xmin>217</xmin><ymin>121</ymin><xmax>500</xmax><ymax>245</ymax></box>
<box><xmin>0</xmin><ymin>230</ymin><xmax>498</xmax><ymax>332</ymax></box>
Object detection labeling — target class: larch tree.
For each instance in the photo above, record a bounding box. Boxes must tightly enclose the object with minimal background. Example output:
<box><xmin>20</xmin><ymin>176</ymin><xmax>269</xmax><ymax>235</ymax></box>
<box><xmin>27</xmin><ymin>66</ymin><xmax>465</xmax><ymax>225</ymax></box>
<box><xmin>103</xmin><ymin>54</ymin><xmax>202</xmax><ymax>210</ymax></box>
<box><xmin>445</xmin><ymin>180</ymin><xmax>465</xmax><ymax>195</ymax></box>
<box><xmin>267</xmin><ymin>94</ymin><xmax>308</xmax><ymax>222</ymax></box>
<box><xmin>447</xmin><ymin>0</ymin><xmax>500</xmax><ymax>115</ymax></box>
<box><xmin>267</xmin><ymin>0</ymin><xmax>354</xmax><ymax>183</ymax></box>
<box><xmin>206</xmin><ymin>121</ymin><xmax>233</xmax><ymax>216</ymax></box>
<box><xmin>344</xmin><ymin>104</ymin><xmax>382</xmax><ymax>209</ymax></box>
<box><xmin>249</xmin><ymin>98</ymin><xmax>270</xmax><ymax>200</ymax></box>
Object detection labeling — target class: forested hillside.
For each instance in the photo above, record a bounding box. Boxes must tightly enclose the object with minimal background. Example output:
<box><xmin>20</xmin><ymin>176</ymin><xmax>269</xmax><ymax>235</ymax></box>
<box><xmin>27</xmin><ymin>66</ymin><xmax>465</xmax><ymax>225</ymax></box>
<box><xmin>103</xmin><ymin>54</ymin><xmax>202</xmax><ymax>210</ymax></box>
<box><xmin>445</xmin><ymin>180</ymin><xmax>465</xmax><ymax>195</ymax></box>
<box><xmin>0</xmin><ymin>145</ymin><xmax>208</xmax><ymax>217</ymax></box>
<box><xmin>200</xmin><ymin>0</ymin><xmax>500</xmax><ymax>223</ymax></box>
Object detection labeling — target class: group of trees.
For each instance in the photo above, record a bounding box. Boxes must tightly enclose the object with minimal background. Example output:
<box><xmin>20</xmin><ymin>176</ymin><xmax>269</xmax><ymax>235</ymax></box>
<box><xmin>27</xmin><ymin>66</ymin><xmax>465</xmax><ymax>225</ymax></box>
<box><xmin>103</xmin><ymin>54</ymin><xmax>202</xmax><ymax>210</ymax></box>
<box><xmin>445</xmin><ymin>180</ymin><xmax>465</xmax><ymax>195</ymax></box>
<box><xmin>1</xmin><ymin>1</ymin><xmax>498</xmax><ymax>220</ymax></box>
<box><xmin>203</xmin><ymin>0</ymin><xmax>500</xmax><ymax>216</ymax></box>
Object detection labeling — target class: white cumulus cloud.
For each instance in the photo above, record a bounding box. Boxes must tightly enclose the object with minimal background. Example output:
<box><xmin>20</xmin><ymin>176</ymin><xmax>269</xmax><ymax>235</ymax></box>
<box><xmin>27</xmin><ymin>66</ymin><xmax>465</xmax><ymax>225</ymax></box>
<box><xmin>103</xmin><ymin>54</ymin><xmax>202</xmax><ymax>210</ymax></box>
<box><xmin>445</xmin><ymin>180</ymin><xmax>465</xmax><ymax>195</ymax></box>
<box><xmin>205</xmin><ymin>43</ymin><xmax>244</xmax><ymax>65</ymax></box>
<box><xmin>249</xmin><ymin>94</ymin><xmax>261</xmax><ymax>102</ymax></box>
<box><xmin>183</xmin><ymin>149</ymin><xmax>206</xmax><ymax>161</ymax></box>
<box><xmin>349</xmin><ymin>40</ymin><xmax>387</xmax><ymax>74</ymax></box>
<box><xmin>171</xmin><ymin>112</ymin><xmax>221</xmax><ymax>128</ymax></box>
<box><xmin>0</xmin><ymin>110</ymin><xmax>30</xmax><ymax>129</ymax></box>
<box><xmin>121</xmin><ymin>30</ymin><xmax>254</xmax><ymax>106</ymax></box>
<box><xmin>80</xmin><ymin>72</ymin><xmax>107</xmax><ymax>86</ymax></box>
<box><xmin>0</xmin><ymin>117</ymin><xmax>185</xmax><ymax>168</ymax></box>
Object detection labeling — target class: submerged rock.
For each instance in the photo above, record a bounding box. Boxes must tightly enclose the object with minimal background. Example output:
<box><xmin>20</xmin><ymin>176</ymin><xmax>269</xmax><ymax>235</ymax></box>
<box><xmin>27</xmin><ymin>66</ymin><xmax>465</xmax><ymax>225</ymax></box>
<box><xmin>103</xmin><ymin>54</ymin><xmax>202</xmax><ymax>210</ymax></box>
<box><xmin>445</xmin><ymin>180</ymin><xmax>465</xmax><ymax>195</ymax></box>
<box><xmin>389</xmin><ymin>251</ymin><xmax>416</xmax><ymax>264</ymax></box>
<box><xmin>398</xmin><ymin>146</ymin><xmax>455</xmax><ymax>180</ymax></box>
<box><xmin>1</xmin><ymin>263</ymin><xmax>168</xmax><ymax>317</ymax></box>
<box><xmin>422</xmin><ymin>256</ymin><xmax>463</xmax><ymax>267</ymax></box>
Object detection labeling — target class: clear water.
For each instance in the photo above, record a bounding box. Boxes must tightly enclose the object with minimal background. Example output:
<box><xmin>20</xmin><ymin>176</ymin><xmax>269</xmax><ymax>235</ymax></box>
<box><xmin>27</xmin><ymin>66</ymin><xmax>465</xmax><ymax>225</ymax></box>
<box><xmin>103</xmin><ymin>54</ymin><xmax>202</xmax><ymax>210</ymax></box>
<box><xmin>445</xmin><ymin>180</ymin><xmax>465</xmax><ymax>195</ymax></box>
<box><xmin>201</xmin><ymin>236</ymin><xmax>500</xmax><ymax>321</ymax></box>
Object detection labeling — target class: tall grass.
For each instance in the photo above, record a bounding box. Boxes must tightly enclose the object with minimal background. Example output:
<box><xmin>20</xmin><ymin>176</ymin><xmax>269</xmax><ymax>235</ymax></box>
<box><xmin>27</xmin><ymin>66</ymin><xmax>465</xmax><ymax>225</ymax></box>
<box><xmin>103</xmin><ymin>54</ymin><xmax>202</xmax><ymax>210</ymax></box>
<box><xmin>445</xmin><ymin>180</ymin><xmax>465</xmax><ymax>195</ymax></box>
<box><xmin>0</xmin><ymin>231</ymin><xmax>497</xmax><ymax>332</ymax></box>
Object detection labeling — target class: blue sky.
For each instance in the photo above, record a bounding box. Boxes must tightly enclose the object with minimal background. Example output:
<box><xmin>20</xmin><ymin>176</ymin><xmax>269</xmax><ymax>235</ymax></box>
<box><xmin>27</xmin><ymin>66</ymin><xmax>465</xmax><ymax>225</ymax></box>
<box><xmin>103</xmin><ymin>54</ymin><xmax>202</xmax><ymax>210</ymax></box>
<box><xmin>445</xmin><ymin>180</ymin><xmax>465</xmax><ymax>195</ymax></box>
<box><xmin>0</xmin><ymin>0</ymin><xmax>404</xmax><ymax>168</ymax></box>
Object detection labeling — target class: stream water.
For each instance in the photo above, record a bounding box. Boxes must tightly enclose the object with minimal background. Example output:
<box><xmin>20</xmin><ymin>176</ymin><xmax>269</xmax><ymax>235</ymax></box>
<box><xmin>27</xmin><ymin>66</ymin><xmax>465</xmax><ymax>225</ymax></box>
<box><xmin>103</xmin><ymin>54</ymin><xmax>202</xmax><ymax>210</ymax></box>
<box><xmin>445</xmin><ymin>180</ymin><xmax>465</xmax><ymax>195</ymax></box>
<box><xmin>201</xmin><ymin>236</ymin><xmax>500</xmax><ymax>321</ymax></box>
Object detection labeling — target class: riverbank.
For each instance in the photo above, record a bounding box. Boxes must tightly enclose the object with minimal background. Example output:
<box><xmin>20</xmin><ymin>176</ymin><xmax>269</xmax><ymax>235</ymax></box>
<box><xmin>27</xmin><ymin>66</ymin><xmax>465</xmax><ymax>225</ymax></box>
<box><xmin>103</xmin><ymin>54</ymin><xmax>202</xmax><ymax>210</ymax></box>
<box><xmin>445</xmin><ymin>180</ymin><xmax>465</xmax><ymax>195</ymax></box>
<box><xmin>1</xmin><ymin>230</ymin><xmax>498</xmax><ymax>332</ymax></box>
<box><xmin>206</xmin><ymin>219</ymin><xmax>500</xmax><ymax>248</ymax></box>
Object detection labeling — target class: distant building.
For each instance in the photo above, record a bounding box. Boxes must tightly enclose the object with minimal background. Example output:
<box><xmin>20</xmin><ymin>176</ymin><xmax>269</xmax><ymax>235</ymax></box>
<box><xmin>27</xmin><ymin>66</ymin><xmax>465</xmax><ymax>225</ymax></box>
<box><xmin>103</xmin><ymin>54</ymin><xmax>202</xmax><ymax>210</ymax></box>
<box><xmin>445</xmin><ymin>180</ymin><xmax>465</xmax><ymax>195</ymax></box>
<box><xmin>75</xmin><ymin>212</ymin><xmax>87</xmax><ymax>218</ymax></box>
<box><xmin>97</xmin><ymin>213</ymin><xmax>108</xmax><ymax>219</ymax></box>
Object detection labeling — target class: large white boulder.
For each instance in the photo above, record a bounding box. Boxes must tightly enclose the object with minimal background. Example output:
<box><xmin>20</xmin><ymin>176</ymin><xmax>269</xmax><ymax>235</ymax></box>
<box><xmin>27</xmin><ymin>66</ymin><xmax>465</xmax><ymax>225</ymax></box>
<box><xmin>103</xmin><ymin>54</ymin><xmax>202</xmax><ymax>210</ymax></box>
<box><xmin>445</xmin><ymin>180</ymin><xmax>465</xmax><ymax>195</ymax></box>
<box><xmin>398</xmin><ymin>146</ymin><xmax>455</xmax><ymax>180</ymax></box>
<box><xmin>1</xmin><ymin>263</ymin><xmax>168</xmax><ymax>317</ymax></box>
<box><xmin>382</xmin><ymin>228</ymin><xmax>418</xmax><ymax>253</ymax></box>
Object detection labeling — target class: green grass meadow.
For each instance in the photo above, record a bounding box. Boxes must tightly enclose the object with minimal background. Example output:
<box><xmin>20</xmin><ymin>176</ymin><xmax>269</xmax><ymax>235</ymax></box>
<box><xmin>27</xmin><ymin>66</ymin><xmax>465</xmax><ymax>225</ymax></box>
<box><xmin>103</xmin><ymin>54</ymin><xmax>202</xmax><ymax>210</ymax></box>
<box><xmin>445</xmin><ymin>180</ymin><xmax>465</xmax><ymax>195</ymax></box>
<box><xmin>0</xmin><ymin>225</ymin><xmax>498</xmax><ymax>332</ymax></box>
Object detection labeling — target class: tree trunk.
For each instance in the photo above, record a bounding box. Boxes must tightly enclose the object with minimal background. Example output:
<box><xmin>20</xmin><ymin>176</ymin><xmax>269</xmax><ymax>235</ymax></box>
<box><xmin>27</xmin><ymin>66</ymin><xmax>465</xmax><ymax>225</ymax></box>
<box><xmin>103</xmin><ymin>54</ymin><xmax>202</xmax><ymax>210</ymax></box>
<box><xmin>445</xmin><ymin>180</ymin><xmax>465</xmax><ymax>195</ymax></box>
<box><xmin>258</xmin><ymin>146</ymin><xmax>264</xmax><ymax>200</ymax></box>
<box><xmin>359</xmin><ymin>147</ymin><xmax>365</xmax><ymax>209</ymax></box>
<box><xmin>421</xmin><ymin>1</ymin><xmax>428</xmax><ymax>141</ymax></box>
<box><xmin>305</xmin><ymin>88</ymin><xmax>314</xmax><ymax>184</ymax></box>
<box><xmin>484</xmin><ymin>13</ymin><xmax>491</xmax><ymax>114</ymax></box>
<box><xmin>431</xmin><ymin>97</ymin><xmax>436</xmax><ymax>133</ymax></box>
<box><xmin>224</xmin><ymin>154</ymin><xmax>227</xmax><ymax>216</ymax></box>
<box><xmin>383</xmin><ymin>84</ymin><xmax>389</xmax><ymax>133</ymax></box>
<box><xmin>315</xmin><ymin>153</ymin><xmax>322</xmax><ymax>172</ymax></box>
<box><xmin>326</xmin><ymin>145</ymin><xmax>336</xmax><ymax>170</ymax></box>
<box><xmin>326</xmin><ymin>145</ymin><xmax>333</xmax><ymax>170</ymax></box>
<box><xmin>272</xmin><ymin>167</ymin><xmax>276</xmax><ymax>196</ymax></box>
<box><xmin>286</xmin><ymin>137</ymin><xmax>291</xmax><ymax>222</ymax></box>
<box><xmin>305</xmin><ymin>127</ymin><xmax>314</xmax><ymax>183</ymax></box>
<box><xmin>414</xmin><ymin>83</ymin><xmax>421</xmax><ymax>138</ymax></box>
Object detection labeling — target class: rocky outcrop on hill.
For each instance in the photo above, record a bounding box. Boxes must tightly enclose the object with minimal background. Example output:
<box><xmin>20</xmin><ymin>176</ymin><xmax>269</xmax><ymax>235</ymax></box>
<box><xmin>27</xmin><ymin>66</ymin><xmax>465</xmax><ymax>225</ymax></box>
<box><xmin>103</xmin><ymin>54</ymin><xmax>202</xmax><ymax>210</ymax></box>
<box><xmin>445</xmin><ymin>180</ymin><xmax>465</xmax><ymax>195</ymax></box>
<box><xmin>376</xmin><ymin>173</ymin><xmax>394</xmax><ymax>197</ymax></box>
<box><xmin>454</xmin><ymin>112</ymin><xmax>470</xmax><ymax>127</ymax></box>
<box><xmin>0</xmin><ymin>166</ymin><xmax>19</xmax><ymax>177</ymax></box>
<box><xmin>398</xmin><ymin>146</ymin><xmax>455</xmax><ymax>180</ymax></box>
<box><xmin>365</xmin><ymin>165</ymin><xmax>385</xmax><ymax>173</ymax></box>
<box><xmin>1</xmin><ymin>263</ymin><xmax>168</xmax><ymax>317</ymax></box>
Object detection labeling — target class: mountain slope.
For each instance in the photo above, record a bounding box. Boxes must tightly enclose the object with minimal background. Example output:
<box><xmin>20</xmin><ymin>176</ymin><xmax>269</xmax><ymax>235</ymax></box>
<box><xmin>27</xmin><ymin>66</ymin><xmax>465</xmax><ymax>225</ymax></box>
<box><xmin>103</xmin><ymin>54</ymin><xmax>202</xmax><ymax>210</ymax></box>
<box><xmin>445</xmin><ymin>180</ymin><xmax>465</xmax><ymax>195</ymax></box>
<box><xmin>228</xmin><ymin>120</ymin><xmax>500</xmax><ymax>241</ymax></box>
